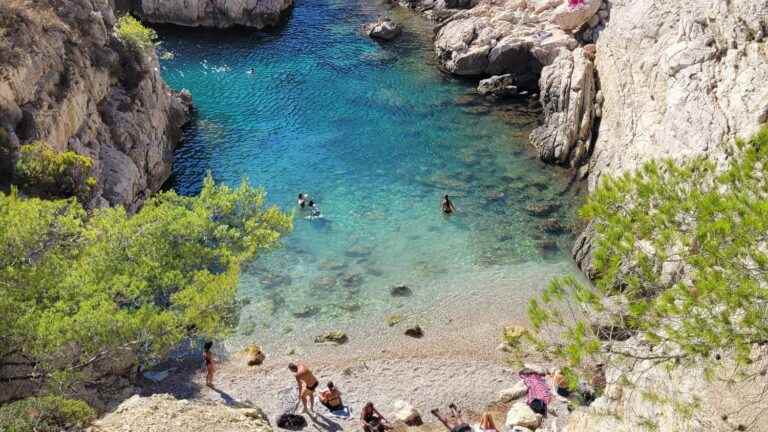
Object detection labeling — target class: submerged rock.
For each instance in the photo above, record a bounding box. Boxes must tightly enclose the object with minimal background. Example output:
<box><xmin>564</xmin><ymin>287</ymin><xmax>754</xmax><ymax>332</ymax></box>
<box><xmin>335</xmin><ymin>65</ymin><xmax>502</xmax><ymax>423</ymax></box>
<box><xmin>292</xmin><ymin>305</ymin><xmax>320</xmax><ymax>318</ymax></box>
<box><xmin>539</xmin><ymin>218</ymin><xmax>569</xmax><ymax>235</ymax></box>
<box><xmin>364</xmin><ymin>18</ymin><xmax>402</xmax><ymax>41</ymax></box>
<box><xmin>390</xmin><ymin>285</ymin><xmax>413</xmax><ymax>297</ymax></box>
<box><xmin>311</xmin><ymin>275</ymin><xmax>338</xmax><ymax>291</ymax></box>
<box><xmin>526</xmin><ymin>202</ymin><xmax>561</xmax><ymax>217</ymax></box>
<box><xmin>314</xmin><ymin>330</ymin><xmax>348</xmax><ymax>345</ymax></box>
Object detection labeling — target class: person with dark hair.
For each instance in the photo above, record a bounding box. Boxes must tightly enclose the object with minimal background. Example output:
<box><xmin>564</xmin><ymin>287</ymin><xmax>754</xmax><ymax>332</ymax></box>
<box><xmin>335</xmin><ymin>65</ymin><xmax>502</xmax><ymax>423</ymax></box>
<box><xmin>519</xmin><ymin>368</ymin><xmax>551</xmax><ymax>416</ymax></box>
<box><xmin>431</xmin><ymin>403</ymin><xmax>471</xmax><ymax>432</ymax></box>
<box><xmin>308</xmin><ymin>200</ymin><xmax>321</xmax><ymax>218</ymax></box>
<box><xmin>298</xmin><ymin>193</ymin><xmax>307</xmax><ymax>208</ymax></box>
<box><xmin>442</xmin><ymin>195</ymin><xmax>456</xmax><ymax>214</ymax></box>
<box><xmin>361</xmin><ymin>402</ymin><xmax>391</xmax><ymax>432</ymax></box>
<box><xmin>203</xmin><ymin>341</ymin><xmax>215</xmax><ymax>388</ymax></box>
<box><xmin>288</xmin><ymin>362</ymin><xmax>319</xmax><ymax>413</ymax></box>
<box><xmin>319</xmin><ymin>381</ymin><xmax>343</xmax><ymax>411</ymax></box>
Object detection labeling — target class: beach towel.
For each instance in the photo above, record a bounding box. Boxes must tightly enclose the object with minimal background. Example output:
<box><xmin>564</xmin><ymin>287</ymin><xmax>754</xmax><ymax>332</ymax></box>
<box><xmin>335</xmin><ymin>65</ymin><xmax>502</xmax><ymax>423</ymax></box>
<box><xmin>327</xmin><ymin>406</ymin><xmax>351</xmax><ymax>419</ymax></box>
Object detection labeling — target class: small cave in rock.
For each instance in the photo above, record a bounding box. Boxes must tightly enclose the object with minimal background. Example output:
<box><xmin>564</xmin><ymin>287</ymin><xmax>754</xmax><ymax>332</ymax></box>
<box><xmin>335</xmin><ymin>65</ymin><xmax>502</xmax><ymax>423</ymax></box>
<box><xmin>488</xmin><ymin>45</ymin><xmax>544</xmax><ymax>93</ymax></box>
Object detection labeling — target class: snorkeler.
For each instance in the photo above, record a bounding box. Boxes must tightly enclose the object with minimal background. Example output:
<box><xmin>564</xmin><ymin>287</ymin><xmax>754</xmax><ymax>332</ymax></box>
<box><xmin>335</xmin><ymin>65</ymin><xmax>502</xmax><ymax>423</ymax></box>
<box><xmin>309</xmin><ymin>200</ymin><xmax>321</xmax><ymax>218</ymax></box>
<box><xmin>442</xmin><ymin>194</ymin><xmax>456</xmax><ymax>215</ymax></box>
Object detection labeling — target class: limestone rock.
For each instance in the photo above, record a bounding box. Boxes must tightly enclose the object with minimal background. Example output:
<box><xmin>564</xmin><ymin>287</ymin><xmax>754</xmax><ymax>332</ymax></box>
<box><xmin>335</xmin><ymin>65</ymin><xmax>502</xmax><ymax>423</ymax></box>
<box><xmin>498</xmin><ymin>380</ymin><xmax>528</xmax><ymax>403</ymax></box>
<box><xmin>0</xmin><ymin>1</ymin><xmax>189</xmax><ymax>213</ymax></box>
<box><xmin>93</xmin><ymin>394</ymin><xmax>273</xmax><ymax>432</ymax></box>
<box><xmin>551</xmin><ymin>0</ymin><xmax>602</xmax><ymax>31</ymax></box>
<box><xmin>477</xmin><ymin>74</ymin><xmax>519</xmax><ymax>98</ymax></box>
<box><xmin>245</xmin><ymin>344</ymin><xmax>266</xmax><ymax>366</ymax></box>
<box><xmin>364</xmin><ymin>18</ymin><xmax>402</xmax><ymax>41</ymax></box>
<box><xmin>136</xmin><ymin>0</ymin><xmax>294</xmax><ymax>29</ymax></box>
<box><xmin>393</xmin><ymin>400</ymin><xmax>423</xmax><ymax>426</ymax></box>
<box><xmin>314</xmin><ymin>330</ymin><xmax>348</xmax><ymax>345</ymax></box>
<box><xmin>530</xmin><ymin>48</ymin><xmax>596</xmax><ymax>167</ymax></box>
<box><xmin>505</xmin><ymin>402</ymin><xmax>542</xmax><ymax>430</ymax></box>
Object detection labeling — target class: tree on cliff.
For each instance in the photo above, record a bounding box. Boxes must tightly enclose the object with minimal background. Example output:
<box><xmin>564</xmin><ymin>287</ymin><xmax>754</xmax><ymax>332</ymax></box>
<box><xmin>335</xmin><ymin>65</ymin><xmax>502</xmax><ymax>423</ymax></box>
<box><xmin>0</xmin><ymin>175</ymin><xmax>292</xmax><ymax>394</ymax></box>
<box><xmin>525</xmin><ymin>127</ymin><xmax>768</xmax><ymax>381</ymax></box>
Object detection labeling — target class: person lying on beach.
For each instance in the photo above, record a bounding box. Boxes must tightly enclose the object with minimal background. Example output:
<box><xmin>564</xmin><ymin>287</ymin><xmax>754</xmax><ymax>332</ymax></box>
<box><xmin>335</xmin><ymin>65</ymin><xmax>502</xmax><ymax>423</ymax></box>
<box><xmin>288</xmin><ymin>362</ymin><xmax>319</xmax><ymax>413</ymax></box>
<box><xmin>431</xmin><ymin>403</ymin><xmax>471</xmax><ymax>432</ymax></box>
<box><xmin>319</xmin><ymin>381</ymin><xmax>343</xmax><ymax>411</ymax></box>
<box><xmin>474</xmin><ymin>412</ymin><xmax>498</xmax><ymax>432</ymax></box>
<box><xmin>361</xmin><ymin>402</ymin><xmax>391</xmax><ymax>432</ymax></box>
<box><xmin>202</xmin><ymin>341</ymin><xmax>215</xmax><ymax>388</ymax></box>
<box><xmin>442</xmin><ymin>194</ymin><xmax>456</xmax><ymax>214</ymax></box>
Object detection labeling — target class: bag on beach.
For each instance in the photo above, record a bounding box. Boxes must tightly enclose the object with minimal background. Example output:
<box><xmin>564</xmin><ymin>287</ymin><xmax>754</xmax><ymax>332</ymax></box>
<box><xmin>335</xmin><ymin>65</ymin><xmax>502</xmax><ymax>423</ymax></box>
<box><xmin>276</xmin><ymin>413</ymin><xmax>308</xmax><ymax>430</ymax></box>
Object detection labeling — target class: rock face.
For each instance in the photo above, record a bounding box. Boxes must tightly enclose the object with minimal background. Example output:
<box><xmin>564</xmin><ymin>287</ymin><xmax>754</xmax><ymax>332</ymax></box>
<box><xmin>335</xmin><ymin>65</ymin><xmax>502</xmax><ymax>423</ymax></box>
<box><xmin>0</xmin><ymin>0</ymin><xmax>190</xmax><ymax>211</ymax></box>
<box><xmin>505</xmin><ymin>402</ymin><xmax>542</xmax><ymax>430</ymax></box>
<box><xmin>530</xmin><ymin>47</ymin><xmax>597</xmax><ymax>166</ymax></box>
<box><xmin>364</xmin><ymin>18</ymin><xmax>402</xmax><ymax>41</ymax></box>
<box><xmin>586</xmin><ymin>0</ymin><xmax>768</xmax><ymax>191</ymax></box>
<box><xmin>135</xmin><ymin>0</ymin><xmax>294</xmax><ymax>29</ymax></box>
<box><xmin>93</xmin><ymin>394</ymin><xmax>274</xmax><ymax>432</ymax></box>
<box><xmin>477</xmin><ymin>74</ymin><xmax>519</xmax><ymax>98</ymax></box>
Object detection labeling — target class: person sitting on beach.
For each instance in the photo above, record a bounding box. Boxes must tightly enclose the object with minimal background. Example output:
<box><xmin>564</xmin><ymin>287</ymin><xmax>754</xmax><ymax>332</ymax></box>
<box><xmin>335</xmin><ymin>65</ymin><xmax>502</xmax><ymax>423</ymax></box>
<box><xmin>552</xmin><ymin>369</ymin><xmax>571</xmax><ymax>398</ymax></box>
<box><xmin>431</xmin><ymin>403</ymin><xmax>471</xmax><ymax>432</ymax></box>
<box><xmin>319</xmin><ymin>381</ymin><xmax>343</xmax><ymax>411</ymax></box>
<box><xmin>288</xmin><ymin>362</ymin><xmax>319</xmax><ymax>413</ymax></box>
<box><xmin>474</xmin><ymin>412</ymin><xmax>498</xmax><ymax>432</ymax></box>
<box><xmin>298</xmin><ymin>193</ymin><xmax>307</xmax><ymax>208</ymax></box>
<box><xmin>442</xmin><ymin>194</ymin><xmax>456</xmax><ymax>214</ymax></box>
<box><xmin>519</xmin><ymin>368</ymin><xmax>551</xmax><ymax>416</ymax></box>
<box><xmin>202</xmin><ymin>341</ymin><xmax>215</xmax><ymax>388</ymax></box>
<box><xmin>361</xmin><ymin>402</ymin><xmax>391</xmax><ymax>432</ymax></box>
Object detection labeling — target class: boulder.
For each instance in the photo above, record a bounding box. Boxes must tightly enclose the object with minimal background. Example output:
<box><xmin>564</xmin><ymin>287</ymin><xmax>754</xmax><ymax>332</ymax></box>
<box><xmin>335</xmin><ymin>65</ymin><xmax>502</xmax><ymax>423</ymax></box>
<box><xmin>404</xmin><ymin>325</ymin><xmax>424</xmax><ymax>338</ymax></box>
<box><xmin>477</xmin><ymin>74</ymin><xmax>519</xmax><ymax>98</ymax></box>
<box><xmin>245</xmin><ymin>345</ymin><xmax>266</xmax><ymax>366</ymax></box>
<box><xmin>314</xmin><ymin>331</ymin><xmax>348</xmax><ymax>345</ymax></box>
<box><xmin>390</xmin><ymin>285</ymin><xmax>413</xmax><ymax>297</ymax></box>
<box><xmin>393</xmin><ymin>400</ymin><xmax>423</xmax><ymax>426</ymax></box>
<box><xmin>137</xmin><ymin>0</ymin><xmax>294</xmax><ymax>29</ymax></box>
<box><xmin>550</xmin><ymin>0</ymin><xmax>602</xmax><ymax>31</ymax></box>
<box><xmin>365</xmin><ymin>18</ymin><xmax>402</xmax><ymax>41</ymax></box>
<box><xmin>505</xmin><ymin>402</ymin><xmax>542</xmax><ymax>430</ymax></box>
<box><xmin>498</xmin><ymin>381</ymin><xmax>528</xmax><ymax>403</ymax></box>
<box><xmin>539</xmin><ymin>218</ymin><xmax>568</xmax><ymax>234</ymax></box>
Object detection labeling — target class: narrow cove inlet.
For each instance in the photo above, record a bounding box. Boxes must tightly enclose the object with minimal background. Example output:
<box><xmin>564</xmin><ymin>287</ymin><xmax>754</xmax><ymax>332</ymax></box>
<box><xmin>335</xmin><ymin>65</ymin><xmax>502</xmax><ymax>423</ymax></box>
<box><xmin>158</xmin><ymin>0</ymin><xmax>584</xmax><ymax>358</ymax></box>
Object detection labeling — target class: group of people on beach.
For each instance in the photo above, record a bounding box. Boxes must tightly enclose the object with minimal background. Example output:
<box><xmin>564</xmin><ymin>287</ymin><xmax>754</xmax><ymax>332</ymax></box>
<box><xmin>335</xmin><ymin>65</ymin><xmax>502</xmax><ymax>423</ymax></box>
<box><xmin>202</xmin><ymin>343</ymin><xmax>604</xmax><ymax>432</ymax></box>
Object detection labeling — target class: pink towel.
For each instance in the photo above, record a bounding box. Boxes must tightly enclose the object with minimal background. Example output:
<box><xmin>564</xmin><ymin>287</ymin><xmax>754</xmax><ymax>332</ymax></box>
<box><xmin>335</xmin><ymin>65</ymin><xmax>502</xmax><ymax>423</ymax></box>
<box><xmin>519</xmin><ymin>372</ymin><xmax>551</xmax><ymax>405</ymax></box>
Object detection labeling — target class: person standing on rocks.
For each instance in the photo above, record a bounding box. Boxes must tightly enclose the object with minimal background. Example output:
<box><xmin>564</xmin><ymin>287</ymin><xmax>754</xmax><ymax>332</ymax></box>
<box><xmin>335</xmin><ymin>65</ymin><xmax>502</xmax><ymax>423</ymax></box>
<box><xmin>289</xmin><ymin>362</ymin><xmax>319</xmax><ymax>413</ymax></box>
<box><xmin>203</xmin><ymin>341</ymin><xmax>215</xmax><ymax>388</ymax></box>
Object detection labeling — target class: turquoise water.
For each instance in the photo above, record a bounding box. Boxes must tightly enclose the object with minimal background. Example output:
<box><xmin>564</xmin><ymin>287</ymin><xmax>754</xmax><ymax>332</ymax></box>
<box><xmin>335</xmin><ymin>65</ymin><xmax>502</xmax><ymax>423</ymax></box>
<box><xmin>158</xmin><ymin>0</ymin><xmax>581</xmax><ymax>348</ymax></box>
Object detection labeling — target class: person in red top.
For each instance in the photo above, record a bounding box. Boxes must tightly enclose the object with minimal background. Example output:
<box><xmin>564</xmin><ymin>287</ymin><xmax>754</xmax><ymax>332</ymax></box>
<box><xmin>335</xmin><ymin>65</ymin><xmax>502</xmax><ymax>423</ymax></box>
<box><xmin>203</xmin><ymin>341</ymin><xmax>215</xmax><ymax>388</ymax></box>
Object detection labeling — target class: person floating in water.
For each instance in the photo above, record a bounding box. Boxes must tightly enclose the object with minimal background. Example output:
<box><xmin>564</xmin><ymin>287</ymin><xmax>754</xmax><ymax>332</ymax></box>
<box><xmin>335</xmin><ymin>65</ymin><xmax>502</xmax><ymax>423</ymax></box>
<box><xmin>442</xmin><ymin>194</ymin><xmax>456</xmax><ymax>214</ymax></box>
<box><xmin>247</xmin><ymin>68</ymin><xmax>255</xmax><ymax>74</ymax></box>
<box><xmin>308</xmin><ymin>200</ymin><xmax>321</xmax><ymax>218</ymax></box>
<box><xmin>298</xmin><ymin>193</ymin><xmax>307</xmax><ymax>208</ymax></box>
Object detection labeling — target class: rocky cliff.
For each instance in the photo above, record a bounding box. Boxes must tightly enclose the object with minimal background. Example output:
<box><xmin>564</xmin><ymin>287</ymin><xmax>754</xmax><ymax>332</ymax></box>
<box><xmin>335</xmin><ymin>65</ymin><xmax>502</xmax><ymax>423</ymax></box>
<box><xmin>0</xmin><ymin>0</ymin><xmax>191</xmax><ymax>211</ymax></box>
<box><xmin>132</xmin><ymin>0</ymin><xmax>294</xmax><ymax>29</ymax></box>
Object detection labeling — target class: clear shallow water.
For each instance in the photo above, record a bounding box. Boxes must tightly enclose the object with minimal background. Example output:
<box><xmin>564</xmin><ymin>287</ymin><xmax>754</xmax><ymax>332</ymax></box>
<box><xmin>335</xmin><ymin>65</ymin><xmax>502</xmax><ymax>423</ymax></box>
<box><xmin>158</xmin><ymin>0</ymin><xmax>581</xmax><ymax>348</ymax></box>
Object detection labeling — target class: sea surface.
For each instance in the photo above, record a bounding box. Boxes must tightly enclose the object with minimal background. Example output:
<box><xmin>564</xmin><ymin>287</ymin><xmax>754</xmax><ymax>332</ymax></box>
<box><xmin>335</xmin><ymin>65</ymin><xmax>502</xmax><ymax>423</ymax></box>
<box><xmin>158</xmin><ymin>0</ymin><xmax>583</xmax><ymax>351</ymax></box>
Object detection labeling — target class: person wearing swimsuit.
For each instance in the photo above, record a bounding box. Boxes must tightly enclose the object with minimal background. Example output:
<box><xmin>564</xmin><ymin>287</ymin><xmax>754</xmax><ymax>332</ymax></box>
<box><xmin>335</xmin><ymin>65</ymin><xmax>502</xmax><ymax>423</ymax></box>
<box><xmin>431</xmin><ymin>403</ymin><xmax>471</xmax><ymax>432</ymax></box>
<box><xmin>203</xmin><ymin>341</ymin><xmax>214</xmax><ymax>388</ymax></box>
<box><xmin>442</xmin><ymin>195</ymin><xmax>456</xmax><ymax>215</ymax></box>
<box><xmin>319</xmin><ymin>381</ymin><xmax>343</xmax><ymax>411</ymax></box>
<box><xmin>361</xmin><ymin>402</ymin><xmax>391</xmax><ymax>432</ymax></box>
<box><xmin>289</xmin><ymin>362</ymin><xmax>319</xmax><ymax>413</ymax></box>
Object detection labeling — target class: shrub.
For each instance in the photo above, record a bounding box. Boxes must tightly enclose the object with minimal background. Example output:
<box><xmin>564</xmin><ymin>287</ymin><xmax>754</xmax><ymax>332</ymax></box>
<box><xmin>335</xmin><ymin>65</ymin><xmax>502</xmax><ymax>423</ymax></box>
<box><xmin>14</xmin><ymin>141</ymin><xmax>95</xmax><ymax>201</ymax></box>
<box><xmin>0</xmin><ymin>396</ymin><xmax>96</xmax><ymax>432</ymax></box>
<box><xmin>115</xmin><ymin>15</ymin><xmax>157</xmax><ymax>51</ymax></box>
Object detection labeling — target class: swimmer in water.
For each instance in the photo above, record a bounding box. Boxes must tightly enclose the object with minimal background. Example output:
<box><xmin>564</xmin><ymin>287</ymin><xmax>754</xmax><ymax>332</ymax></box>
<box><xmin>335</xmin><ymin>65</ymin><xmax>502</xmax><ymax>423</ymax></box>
<box><xmin>442</xmin><ymin>194</ymin><xmax>456</xmax><ymax>215</ymax></box>
<box><xmin>309</xmin><ymin>200</ymin><xmax>321</xmax><ymax>218</ymax></box>
<box><xmin>247</xmin><ymin>68</ymin><xmax>255</xmax><ymax>74</ymax></box>
<box><xmin>298</xmin><ymin>193</ymin><xmax>307</xmax><ymax>208</ymax></box>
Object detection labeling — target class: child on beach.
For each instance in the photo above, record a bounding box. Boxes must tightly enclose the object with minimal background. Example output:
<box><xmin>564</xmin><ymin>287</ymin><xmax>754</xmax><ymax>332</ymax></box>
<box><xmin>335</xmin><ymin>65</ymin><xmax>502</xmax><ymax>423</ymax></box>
<box><xmin>203</xmin><ymin>341</ymin><xmax>215</xmax><ymax>388</ymax></box>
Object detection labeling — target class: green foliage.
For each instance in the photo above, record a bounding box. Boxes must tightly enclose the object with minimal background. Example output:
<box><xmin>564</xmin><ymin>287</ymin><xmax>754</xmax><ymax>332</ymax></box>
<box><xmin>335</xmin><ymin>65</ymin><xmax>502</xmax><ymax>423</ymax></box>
<box><xmin>0</xmin><ymin>175</ymin><xmax>291</xmax><ymax>390</ymax></box>
<box><xmin>115</xmin><ymin>15</ymin><xmax>157</xmax><ymax>51</ymax></box>
<box><xmin>0</xmin><ymin>396</ymin><xmax>95</xmax><ymax>432</ymax></box>
<box><xmin>13</xmin><ymin>141</ymin><xmax>95</xmax><ymax>202</ymax></box>
<box><xmin>526</xmin><ymin>126</ymin><xmax>768</xmax><ymax>373</ymax></box>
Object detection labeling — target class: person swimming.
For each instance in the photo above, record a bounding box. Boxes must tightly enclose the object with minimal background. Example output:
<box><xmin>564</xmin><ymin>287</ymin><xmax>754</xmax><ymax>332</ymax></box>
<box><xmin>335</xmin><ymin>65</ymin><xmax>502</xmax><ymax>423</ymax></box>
<box><xmin>247</xmin><ymin>68</ymin><xmax>255</xmax><ymax>74</ymax></box>
<box><xmin>298</xmin><ymin>193</ymin><xmax>307</xmax><ymax>208</ymax></box>
<box><xmin>442</xmin><ymin>194</ymin><xmax>456</xmax><ymax>214</ymax></box>
<box><xmin>308</xmin><ymin>200</ymin><xmax>321</xmax><ymax>218</ymax></box>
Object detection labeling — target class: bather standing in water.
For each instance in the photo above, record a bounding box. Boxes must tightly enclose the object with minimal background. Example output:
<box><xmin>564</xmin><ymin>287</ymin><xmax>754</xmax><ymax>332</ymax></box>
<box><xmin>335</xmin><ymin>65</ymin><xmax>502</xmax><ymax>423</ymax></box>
<box><xmin>442</xmin><ymin>194</ymin><xmax>456</xmax><ymax>215</ymax></box>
